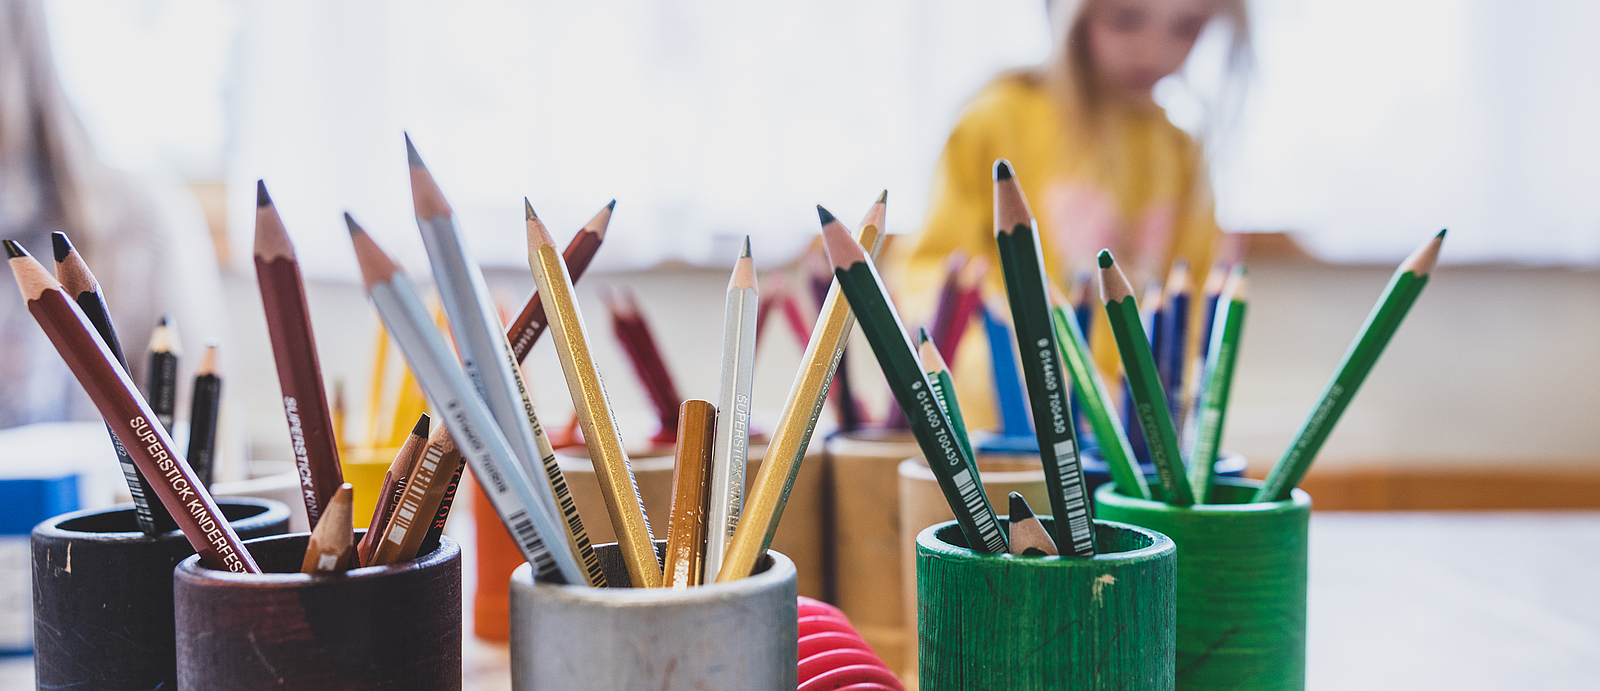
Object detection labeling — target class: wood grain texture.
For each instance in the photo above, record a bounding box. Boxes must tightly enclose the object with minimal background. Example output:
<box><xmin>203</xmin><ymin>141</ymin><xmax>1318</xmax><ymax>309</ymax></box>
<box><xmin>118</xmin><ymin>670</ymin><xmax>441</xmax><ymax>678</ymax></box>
<box><xmin>916</xmin><ymin>518</ymin><xmax>1176</xmax><ymax>690</ymax></box>
<box><xmin>1095</xmin><ymin>478</ymin><xmax>1310</xmax><ymax>691</ymax></box>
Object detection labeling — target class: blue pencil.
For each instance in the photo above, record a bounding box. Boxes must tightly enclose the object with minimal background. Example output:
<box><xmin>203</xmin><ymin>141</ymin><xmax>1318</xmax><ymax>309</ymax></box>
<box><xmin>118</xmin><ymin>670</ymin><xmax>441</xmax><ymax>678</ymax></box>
<box><xmin>1161</xmin><ymin>261</ymin><xmax>1191</xmax><ymax>422</ymax></box>
<box><xmin>982</xmin><ymin>304</ymin><xmax>1033</xmax><ymax>439</ymax></box>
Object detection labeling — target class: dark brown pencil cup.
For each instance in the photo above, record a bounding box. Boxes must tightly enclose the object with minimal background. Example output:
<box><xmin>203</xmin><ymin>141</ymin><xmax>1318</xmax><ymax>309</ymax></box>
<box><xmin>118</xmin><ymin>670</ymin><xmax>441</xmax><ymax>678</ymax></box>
<box><xmin>173</xmin><ymin>532</ymin><xmax>463</xmax><ymax>691</ymax></box>
<box><xmin>31</xmin><ymin>497</ymin><xmax>291</xmax><ymax>690</ymax></box>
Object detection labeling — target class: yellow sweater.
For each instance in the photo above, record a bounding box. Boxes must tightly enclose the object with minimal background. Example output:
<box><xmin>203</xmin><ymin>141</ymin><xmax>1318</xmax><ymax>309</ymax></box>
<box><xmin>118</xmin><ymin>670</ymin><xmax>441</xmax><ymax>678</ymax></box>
<box><xmin>892</xmin><ymin>74</ymin><xmax>1222</xmax><ymax>432</ymax></box>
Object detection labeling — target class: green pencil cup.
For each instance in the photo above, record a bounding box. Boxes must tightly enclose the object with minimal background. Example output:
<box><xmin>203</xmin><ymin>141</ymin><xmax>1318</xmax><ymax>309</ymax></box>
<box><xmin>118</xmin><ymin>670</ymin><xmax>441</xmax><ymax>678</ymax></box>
<box><xmin>917</xmin><ymin>518</ymin><xmax>1175</xmax><ymax>690</ymax></box>
<box><xmin>1094</xmin><ymin>477</ymin><xmax>1311</xmax><ymax>691</ymax></box>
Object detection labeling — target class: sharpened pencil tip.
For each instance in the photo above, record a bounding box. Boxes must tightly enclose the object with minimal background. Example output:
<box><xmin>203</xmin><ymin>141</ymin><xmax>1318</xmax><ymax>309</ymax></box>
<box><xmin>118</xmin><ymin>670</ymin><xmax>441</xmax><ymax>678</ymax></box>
<box><xmin>51</xmin><ymin>232</ymin><xmax>71</xmax><ymax>262</ymax></box>
<box><xmin>256</xmin><ymin>180</ymin><xmax>271</xmax><ymax>207</ymax></box>
<box><xmin>3</xmin><ymin>239</ymin><xmax>26</xmax><ymax>259</ymax></box>
<box><xmin>741</xmin><ymin>235</ymin><xmax>751</xmax><ymax>258</ymax></box>
<box><xmin>876</xmin><ymin>189</ymin><xmax>887</xmax><ymax>204</ymax></box>
<box><xmin>404</xmin><ymin>133</ymin><xmax>423</xmax><ymax>167</ymax></box>
<box><xmin>917</xmin><ymin>327</ymin><xmax>931</xmax><ymax>345</ymax></box>
<box><xmin>994</xmin><ymin>159</ymin><xmax>1014</xmax><ymax>181</ymax></box>
<box><xmin>606</xmin><ymin>199</ymin><xmax>617</xmax><ymax>211</ymax></box>
<box><xmin>1008</xmin><ymin>492</ymin><xmax>1034</xmax><ymax>521</ymax></box>
<box><xmin>412</xmin><ymin>413</ymin><xmax>430</xmax><ymax>437</ymax></box>
<box><xmin>524</xmin><ymin>198</ymin><xmax>538</xmax><ymax>221</ymax></box>
<box><xmin>343</xmin><ymin>212</ymin><xmax>362</xmax><ymax>236</ymax></box>
<box><xmin>1098</xmin><ymin>249</ymin><xmax>1114</xmax><ymax>269</ymax></box>
<box><xmin>1436</xmin><ymin>228</ymin><xmax>1447</xmax><ymax>239</ymax></box>
<box><xmin>816</xmin><ymin>205</ymin><xmax>836</xmax><ymax>226</ymax></box>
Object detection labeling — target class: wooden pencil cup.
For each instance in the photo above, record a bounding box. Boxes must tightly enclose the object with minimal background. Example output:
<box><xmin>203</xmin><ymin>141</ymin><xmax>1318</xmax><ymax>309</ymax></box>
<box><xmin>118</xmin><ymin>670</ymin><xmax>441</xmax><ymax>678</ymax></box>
<box><xmin>509</xmin><ymin>541</ymin><xmax>799</xmax><ymax>690</ymax></box>
<box><xmin>824</xmin><ymin>427</ymin><xmax>920</xmax><ymax>670</ymax></box>
<box><xmin>916</xmin><ymin>518</ymin><xmax>1176</xmax><ymax>690</ymax></box>
<box><xmin>1095</xmin><ymin>478</ymin><xmax>1311</xmax><ymax>691</ymax></box>
<box><xmin>31</xmin><ymin>498</ymin><xmax>291</xmax><ymax>690</ymax></box>
<box><xmin>897</xmin><ymin>450</ymin><xmax>1048</xmax><ymax>681</ymax></box>
<box><xmin>173</xmin><ymin>532</ymin><xmax>463</xmax><ymax>690</ymax></box>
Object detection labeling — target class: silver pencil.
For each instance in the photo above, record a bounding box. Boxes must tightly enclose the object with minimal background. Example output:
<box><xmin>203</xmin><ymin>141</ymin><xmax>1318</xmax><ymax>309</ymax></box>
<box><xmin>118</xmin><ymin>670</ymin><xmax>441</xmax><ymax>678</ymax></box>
<box><xmin>703</xmin><ymin>237</ymin><xmax>759</xmax><ymax>581</ymax></box>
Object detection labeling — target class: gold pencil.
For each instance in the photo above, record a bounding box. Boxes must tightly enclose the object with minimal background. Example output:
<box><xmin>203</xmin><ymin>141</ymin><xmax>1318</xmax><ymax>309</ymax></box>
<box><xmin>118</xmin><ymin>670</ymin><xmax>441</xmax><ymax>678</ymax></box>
<box><xmin>664</xmin><ymin>399</ymin><xmax>717</xmax><ymax>588</ymax></box>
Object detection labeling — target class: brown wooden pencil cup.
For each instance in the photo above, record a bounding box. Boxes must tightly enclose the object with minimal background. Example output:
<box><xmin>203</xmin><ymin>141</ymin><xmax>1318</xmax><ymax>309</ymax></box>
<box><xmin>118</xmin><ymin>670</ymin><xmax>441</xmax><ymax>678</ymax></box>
<box><xmin>509</xmin><ymin>540</ymin><xmax>799</xmax><ymax>690</ymax></box>
<box><xmin>1095</xmin><ymin>478</ymin><xmax>1311</xmax><ymax>691</ymax></box>
<box><xmin>31</xmin><ymin>497</ymin><xmax>291</xmax><ymax>691</ymax></box>
<box><xmin>916</xmin><ymin>518</ymin><xmax>1176</xmax><ymax>690</ymax></box>
<box><xmin>173</xmin><ymin>532</ymin><xmax>463</xmax><ymax>690</ymax></box>
<box><xmin>824</xmin><ymin>427</ymin><xmax>920</xmax><ymax>669</ymax></box>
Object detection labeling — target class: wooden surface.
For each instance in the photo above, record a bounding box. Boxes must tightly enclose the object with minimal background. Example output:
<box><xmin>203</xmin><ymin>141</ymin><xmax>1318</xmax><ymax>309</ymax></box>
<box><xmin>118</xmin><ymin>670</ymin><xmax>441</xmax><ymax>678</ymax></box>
<box><xmin>1297</xmin><ymin>465</ymin><xmax>1600</xmax><ymax>510</ymax></box>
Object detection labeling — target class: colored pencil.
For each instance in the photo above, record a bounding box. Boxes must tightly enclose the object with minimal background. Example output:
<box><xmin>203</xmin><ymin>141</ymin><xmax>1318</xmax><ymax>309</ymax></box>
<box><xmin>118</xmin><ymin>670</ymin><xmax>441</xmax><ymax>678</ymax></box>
<box><xmin>716</xmin><ymin>192</ymin><xmax>888</xmax><ymax>583</ymax></box>
<box><xmin>808</xmin><ymin>248</ymin><xmax>867</xmax><ymax>432</ymax></box>
<box><xmin>927</xmin><ymin>251</ymin><xmax>969</xmax><ymax>358</ymax></box>
<box><xmin>942</xmin><ymin>255</ymin><xmax>988</xmax><ymax>366</ymax></box>
<box><xmin>1067</xmin><ymin>270</ymin><xmax>1095</xmax><ymax>446</ymax></box>
<box><xmin>301</xmin><ymin>483</ymin><xmax>354</xmax><ymax>575</ymax></box>
<box><xmin>1190</xmin><ymin>265</ymin><xmax>1247</xmax><ymax>503</ymax></box>
<box><xmin>1099</xmin><ymin>250</ymin><xmax>1195</xmax><ymax>506</ymax></box>
<box><xmin>372</xmin><ymin>423</ymin><xmax>465</xmax><ymax>565</ymax></box>
<box><xmin>1256</xmin><ymin>231</ymin><xmax>1444</xmax><ymax>502</ymax></box>
<box><xmin>1006</xmin><ymin>492</ymin><xmax>1058</xmax><ymax>556</ymax></box>
<box><xmin>185</xmin><ymin>343</ymin><xmax>223</xmax><ymax>488</ymax></box>
<box><xmin>992</xmin><ymin>160</ymin><xmax>1094</xmax><ymax>555</ymax></box>
<box><xmin>357</xmin><ymin>414</ymin><xmax>428</xmax><ymax>566</ymax></box>
<box><xmin>981</xmin><ymin>305</ymin><xmax>1032</xmax><ymax>440</ymax></box>
<box><xmin>704</xmin><ymin>237</ymin><xmax>759</xmax><ymax>580</ymax></box>
<box><xmin>526</xmin><ymin>201</ymin><xmax>663</xmax><ymax>588</ymax></box>
<box><xmin>1048</xmin><ymin>282</ymin><xmax>1151</xmax><ymax>500</ymax></box>
<box><xmin>5</xmin><ymin>241</ymin><xmax>258</xmax><ymax>572</ymax></box>
<box><xmin>507</xmin><ymin>201</ymin><xmax>613</xmax><ymax>362</ymax></box>
<box><xmin>145</xmin><ymin>316</ymin><xmax>180</xmax><ymax>433</ymax></box>
<box><xmin>780</xmin><ymin>291</ymin><xmax>813</xmax><ymax>349</ymax></box>
<box><xmin>1161</xmin><ymin>260</ymin><xmax>1191</xmax><ymax>422</ymax></box>
<box><xmin>347</xmin><ymin>214</ymin><xmax>584</xmax><ymax>584</ymax></box>
<box><xmin>919</xmin><ymin>329</ymin><xmax>974</xmax><ymax>465</ymax></box>
<box><xmin>51</xmin><ymin>231</ymin><xmax>171</xmax><ymax>532</ymax></box>
<box><xmin>603</xmin><ymin>288</ymin><xmax>682</xmax><ymax>443</ymax></box>
<box><xmin>665</xmin><ymin>399</ymin><xmax>716</xmax><ymax>588</ymax></box>
<box><xmin>255</xmin><ymin>181</ymin><xmax>345</xmax><ymax>527</ymax></box>
<box><xmin>818</xmin><ymin>205</ymin><xmax>1008</xmax><ymax>554</ymax></box>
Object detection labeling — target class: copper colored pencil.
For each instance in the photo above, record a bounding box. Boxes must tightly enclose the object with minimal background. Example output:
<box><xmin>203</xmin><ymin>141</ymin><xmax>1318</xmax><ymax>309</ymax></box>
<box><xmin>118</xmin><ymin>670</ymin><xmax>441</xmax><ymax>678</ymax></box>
<box><xmin>5</xmin><ymin>241</ymin><xmax>258</xmax><ymax>573</ymax></box>
<box><xmin>507</xmin><ymin>201</ymin><xmax>613</xmax><ymax>362</ymax></box>
<box><xmin>255</xmin><ymin>181</ymin><xmax>344</xmax><ymax>527</ymax></box>
<box><xmin>301</xmin><ymin>483</ymin><xmax>355</xmax><ymax>575</ymax></box>
<box><xmin>371</xmin><ymin>423</ymin><xmax>465</xmax><ymax>565</ymax></box>
<box><xmin>357</xmin><ymin>413</ymin><xmax>429</xmax><ymax>565</ymax></box>
<box><xmin>665</xmin><ymin>399</ymin><xmax>716</xmax><ymax>588</ymax></box>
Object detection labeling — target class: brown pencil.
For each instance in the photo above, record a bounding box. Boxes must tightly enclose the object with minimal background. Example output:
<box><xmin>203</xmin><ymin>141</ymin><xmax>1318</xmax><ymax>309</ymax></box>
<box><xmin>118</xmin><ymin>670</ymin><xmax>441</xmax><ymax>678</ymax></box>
<box><xmin>356</xmin><ymin>413</ymin><xmax>429</xmax><ymax>566</ymax></box>
<box><xmin>5</xmin><ymin>240</ymin><xmax>258</xmax><ymax>573</ymax></box>
<box><xmin>301</xmin><ymin>483</ymin><xmax>355</xmax><ymax>575</ymax></box>
<box><xmin>255</xmin><ymin>181</ymin><xmax>344</xmax><ymax>528</ymax></box>
<box><xmin>664</xmin><ymin>399</ymin><xmax>717</xmax><ymax>588</ymax></box>
<box><xmin>371</xmin><ymin>423</ymin><xmax>466</xmax><ymax>565</ymax></box>
<box><xmin>507</xmin><ymin>200</ymin><xmax>613</xmax><ymax>362</ymax></box>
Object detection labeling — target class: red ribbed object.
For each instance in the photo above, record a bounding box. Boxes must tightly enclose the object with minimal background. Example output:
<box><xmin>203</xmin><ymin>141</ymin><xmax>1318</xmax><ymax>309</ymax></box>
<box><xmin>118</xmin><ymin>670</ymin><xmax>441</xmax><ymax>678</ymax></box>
<box><xmin>797</xmin><ymin>597</ymin><xmax>903</xmax><ymax>691</ymax></box>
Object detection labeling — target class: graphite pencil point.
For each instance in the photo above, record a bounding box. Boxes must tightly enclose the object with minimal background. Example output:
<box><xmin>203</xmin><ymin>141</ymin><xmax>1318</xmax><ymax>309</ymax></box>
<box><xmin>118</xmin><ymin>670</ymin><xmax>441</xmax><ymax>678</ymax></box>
<box><xmin>256</xmin><ymin>179</ymin><xmax>271</xmax><ymax>207</ymax></box>
<box><xmin>994</xmin><ymin>159</ymin><xmax>1014</xmax><ymax>181</ymax></box>
<box><xmin>741</xmin><ymin>235</ymin><xmax>752</xmax><ymax>258</ymax></box>
<box><xmin>343</xmin><ymin>212</ymin><xmax>361</xmax><ymax>236</ymax></box>
<box><xmin>3</xmin><ymin>240</ymin><xmax>26</xmax><ymax>259</ymax></box>
<box><xmin>605</xmin><ymin>199</ymin><xmax>617</xmax><ymax>211</ymax></box>
<box><xmin>50</xmin><ymin>232</ymin><xmax>71</xmax><ymax>263</ymax></box>
<box><xmin>524</xmin><ymin>198</ymin><xmax>538</xmax><ymax>221</ymax></box>
<box><xmin>816</xmin><ymin>205</ymin><xmax>835</xmax><ymax>226</ymax></box>
<box><xmin>404</xmin><ymin>133</ymin><xmax>423</xmax><ymax>167</ymax></box>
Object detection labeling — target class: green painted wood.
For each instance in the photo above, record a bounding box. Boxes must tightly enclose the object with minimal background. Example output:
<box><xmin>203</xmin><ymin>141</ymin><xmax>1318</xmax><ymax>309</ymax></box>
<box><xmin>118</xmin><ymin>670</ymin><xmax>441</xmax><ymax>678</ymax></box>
<box><xmin>917</xmin><ymin>518</ymin><xmax>1175</xmax><ymax>690</ymax></box>
<box><xmin>1095</xmin><ymin>478</ymin><xmax>1311</xmax><ymax>691</ymax></box>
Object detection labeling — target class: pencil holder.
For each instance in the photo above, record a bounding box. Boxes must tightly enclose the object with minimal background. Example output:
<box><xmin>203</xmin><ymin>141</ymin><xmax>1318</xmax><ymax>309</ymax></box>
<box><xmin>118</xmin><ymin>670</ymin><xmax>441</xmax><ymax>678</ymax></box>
<box><xmin>825</xmin><ymin>427</ymin><xmax>920</xmax><ymax>670</ymax></box>
<box><xmin>917</xmin><ymin>518</ymin><xmax>1176</xmax><ymax>690</ymax></box>
<box><xmin>1094</xmin><ymin>478</ymin><xmax>1311</xmax><ymax>691</ymax></box>
<box><xmin>1081</xmin><ymin>448</ymin><xmax>1248</xmax><ymax>511</ymax></box>
<box><xmin>173</xmin><ymin>532</ymin><xmax>463</xmax><ymax>691</ymax></box>
<box><xmin>30</xmin><ymin>498</ymin><xmax>291</xmax><ymax>690</ymax></box>
<box><xmin>509</xmin><ymin>541</ymin><xmax>799</xmax><ymax>690</ymax></box>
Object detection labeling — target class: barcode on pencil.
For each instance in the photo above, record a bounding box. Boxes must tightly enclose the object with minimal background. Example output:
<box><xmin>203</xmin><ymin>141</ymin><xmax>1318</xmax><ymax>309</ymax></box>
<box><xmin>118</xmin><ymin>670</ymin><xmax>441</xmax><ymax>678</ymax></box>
<box><xmin>542</xmin><ymin>451</ymin><xmax>605</xmax><ymax>585</ymax></box>
<box><xmin>952</xmin><ymin>468</ymin><xmax>1006</xmax><ymax>552</ymax></box>
<box><xmin>1053</xmin><ymin>439</ymin><xmax>1095</xmax><ymax>554</ymax></box>
<box><xmin>505</xmin><ymin>509</ymin><xmax>562</xmax><ymax>582</ymax></box>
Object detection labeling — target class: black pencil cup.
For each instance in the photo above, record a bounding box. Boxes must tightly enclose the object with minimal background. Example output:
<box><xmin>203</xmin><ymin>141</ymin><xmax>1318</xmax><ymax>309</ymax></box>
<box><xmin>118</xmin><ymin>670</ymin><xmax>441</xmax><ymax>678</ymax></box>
<box><xmin>173</xmin><ymin>531</ymin><xmax>463</xmax><ymax>690</ymax></box>
<box><xmin>31</xmin><ymin>497</ymin><xmax>291</xmax><ymax>690</ymax></box>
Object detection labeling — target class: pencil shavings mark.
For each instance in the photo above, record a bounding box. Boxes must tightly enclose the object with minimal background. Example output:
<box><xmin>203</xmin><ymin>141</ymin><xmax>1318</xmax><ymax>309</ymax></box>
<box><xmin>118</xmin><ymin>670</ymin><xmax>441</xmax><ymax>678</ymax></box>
<box><xmin>1092</xmin><ymin>574</ymin><xmax>1116</xmax><ymax>605</ymax></box>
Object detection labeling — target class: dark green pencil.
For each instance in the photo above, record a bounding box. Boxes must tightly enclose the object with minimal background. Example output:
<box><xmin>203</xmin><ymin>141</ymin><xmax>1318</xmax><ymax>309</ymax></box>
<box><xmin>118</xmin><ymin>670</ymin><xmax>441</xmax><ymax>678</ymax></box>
<box><xmin>993</xmin><ymin>160</ymin><xmax>1094</xmax><ymax>555</ymax></box>
<box><xmin>1189</xmin><ymin>264</ymin><xmax>1247</xmax><ymax>503</ymax></box>
<box><xmin>820</xmin><ymin>205</ymin><xmax>1007</xmax><ymax>554</ymax></box>
<box><xmin>1098</xmin><ymin>250</ymin><xmax>1194</xmax><ymax>506</ymax></box>
<box><xmin>1256</xmin><ymin>231</ymin><xmax>1444</xmax><ymax>502</ymax></box>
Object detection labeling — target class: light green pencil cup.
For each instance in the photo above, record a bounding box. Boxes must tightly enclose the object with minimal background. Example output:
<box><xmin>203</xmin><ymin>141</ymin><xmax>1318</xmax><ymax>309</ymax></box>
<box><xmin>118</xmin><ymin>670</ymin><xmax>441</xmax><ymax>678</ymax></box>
<box><xmin>1095</xmin><ymin>477</ymin><xmax>1311</xmax><ymax>691</ymax></box>
<box><xmin>917</xmin><ymin>518</ymin><xmax>1175</xmax><ymax>690</ymax></box>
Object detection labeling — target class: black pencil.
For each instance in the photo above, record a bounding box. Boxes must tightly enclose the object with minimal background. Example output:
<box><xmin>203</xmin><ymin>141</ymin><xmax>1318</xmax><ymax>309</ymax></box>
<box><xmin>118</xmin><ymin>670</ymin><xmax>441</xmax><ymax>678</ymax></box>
<box><xmin>185</xmin><ymin>342</ymin><xmax>222</xmax><ymax>488</ymax></box>
<box><xmin>146</xmin><ymin>316</ymin><xmax>180</xmax><ymax>433</ymax></box>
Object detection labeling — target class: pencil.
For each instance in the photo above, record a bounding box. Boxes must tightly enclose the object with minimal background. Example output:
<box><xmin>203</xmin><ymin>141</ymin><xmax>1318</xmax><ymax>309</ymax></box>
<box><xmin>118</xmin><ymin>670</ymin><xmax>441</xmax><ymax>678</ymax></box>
<box><xmin>145</xmin><ymin>316</ymin><xmax>180</xmax><ymax>433</ymax></box>
<box><xmin>780</xmin><ymin>291</ymin><xmax>813</xmax><ymax>348</ymax></box>
<box><xmin>256</xmin><ymin>181</ymin><xmax>345</xmax><ymax>527</ymax></box>
<box><xmin>665</xmin><ymin>399</ymin><xmax>716</xmax><ymax>588</ymax></box>
<box><xmin>981</xmin><ymin>305</ymin><xmax>1033</xmax><ymax>439</ymax></box>
<box><xmin>703</xmin><ymin>237</ymin><xmax>759</xmax><ymax>580</ymax></box>
<box><xmin>927</xmin><ymin>251</ymin><xmax>969</xmax><ymax>359</ymax></box>
<box><xmin>332</xmin><ymin>378</ymin><xmax>347</xmax><ymax>451</ymax></box>
<box><xmin>51</xmin><ymin>231</ymin><xmax>171</xmax><ymax>533</ymax></box>
<box><xmin>1256</xmin><ymin>231</ymin><xmax>1444</xmax><ymax>502</ymax></box>
<box><xmin>371</xmin><ymin>423</ymin><xmax>465</xmax><ymax>565</ymax></box>
<box><xmin>808</xmin><ymin>249</ymin><xmax>867</xmax><ymax>432</ymax></box>
<box><xmin>1189</xmin><ymin>265</ymin><xmax>1247</xmax><ymax>503</ymax></box>
<box><xmin>1006</xmin><ymin>492</ymin><xmax>1058</xmax><ymax>556</ymax></box>
<box><xmin>716</xmin><ymin>192</ymin><xmax>888</xmax><ymax>582</ymax></box>
<box><xmin>527</xmin><ymin>201</ymin><xmax>663</xmax><ymax>587</ymax></box>
<box><xmin>186</xmin><ymin>343</ymin><xmax>223</xmax><ymax>488</ymax></box>
<box><xmin>507</xmin><ymin>200</ymin><xmax>613</xmax><ymax>363</ymax></box>
<box><xmin>5</xmin><ymin>240</ymin><xmax>258</xmax><ymax>572</ymax></box>
<box><xmin>347</xmin><ymin>214</ymin><xmax>585</xmax><ymax>584</ymax></box>
<box><xmin>993</xmin><ymin>160</ymin><xmax>1094</xmax><ymax>555</ymax></box>
<box><xmin>356</xmin><ymin>414</ymin><xmax>428</xmax><ymax>566</ymax></box>
<box><xmin>944</xmin><ymin>255</ymin><xmax>988</xmax><ymax>366</ymax></box>
<box><xmin>1048</xmin><ymin>282</ymin><xmax>1151</xmax><ymax>500</ymax></box>
<box><xmin>301</xmin><ymin>483</ymin><xmax>354</xmax><ymax>575</ymax></box>
<box><xmin>919</xmin><ymin>330</ymin><xmax>975</xmax><ymax>467</ymax></box>
<box><xmin>818</xmin><ymin>205</ymin><xmax>1008</xmax><ymax>554</ymax></box>
<box><xmin>1160</xmin><ymin>260</ymin><xmax>1191</xmax><ymax>421</ymax></box>
<box><xmin>1099</xmin><ymin>250</ymin><xmax>1195</xmax><ymax>506</ymax></box>
<box><xmin>417</xmin><ymin>431</ymin><xmax>467</xmax><ymax>557</ymax></box>
<box><xmin>604</xmin><ymin>288</ymin><xmax>682</xmax><ymax>442</ymax></box>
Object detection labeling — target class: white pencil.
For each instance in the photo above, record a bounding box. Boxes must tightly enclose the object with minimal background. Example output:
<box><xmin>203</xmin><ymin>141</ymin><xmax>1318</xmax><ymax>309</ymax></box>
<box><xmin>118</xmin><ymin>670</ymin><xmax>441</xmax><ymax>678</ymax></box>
<box><xmin>703</xmin><ymin>237</ymin><xmax>759</xmax><ymax>581</ymax></box>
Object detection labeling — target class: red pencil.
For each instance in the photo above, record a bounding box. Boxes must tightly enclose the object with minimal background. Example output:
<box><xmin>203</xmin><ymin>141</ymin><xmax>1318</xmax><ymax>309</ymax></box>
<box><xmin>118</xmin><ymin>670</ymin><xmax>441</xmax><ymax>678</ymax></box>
<box><xmin>255</xmin><ymin>181</ymin><xmax>344</xmax><ymax>527</ymax></box>
<box><xmin>5</xmin><ymin>240</ymin><xmax>259</xmax><ymax>573</ymax></box>
<box><xmin>506</xmin><ymin>201</ymin><xmax>612</xmax><ymax>362</ymax></box>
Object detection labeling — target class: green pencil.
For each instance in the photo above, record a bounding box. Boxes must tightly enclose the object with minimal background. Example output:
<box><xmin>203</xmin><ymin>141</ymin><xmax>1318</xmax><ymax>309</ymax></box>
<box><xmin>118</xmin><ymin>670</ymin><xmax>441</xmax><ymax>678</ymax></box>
<box><xmin>1255</xmin><ymin>231</ymin><xmax>1444</xmax><ymax>502</ymax></box>
<box><xmin>1189</xmin><ymin>264</ymin><xmax>1247</xmax><ymax>503</ymax></box>
<box><xmin>992</xmin><ymin>160</ymin><xmax>1094</xmax><ymax>555</ymax></box>
<box><xmin>820</xmin><ymin>205</ymin><xmax>1008</xmax><ymax>554</ymax></box>
<box><xmin>1047</xmin><ymin>281</ymin><xmax>1151</xmax><ymax>501</ymax></box>
<box><xmin>919</xmin><ymin>329</ymin><xmax>977</xmax><ymax>471</ymax></box>
<box><xmin>1098</xmin><ymin>250</ymin><xmax>1195</xmax><ymax>506</ymax></box>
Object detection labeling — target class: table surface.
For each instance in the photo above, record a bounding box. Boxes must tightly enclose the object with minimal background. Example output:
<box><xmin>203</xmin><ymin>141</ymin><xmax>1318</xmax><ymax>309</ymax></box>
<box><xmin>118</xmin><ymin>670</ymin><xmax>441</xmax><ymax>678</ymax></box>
<box><xmin>2</xmin><ymin>511</ymin><xmax>1596</xmax><ymax>690</ymax></box>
